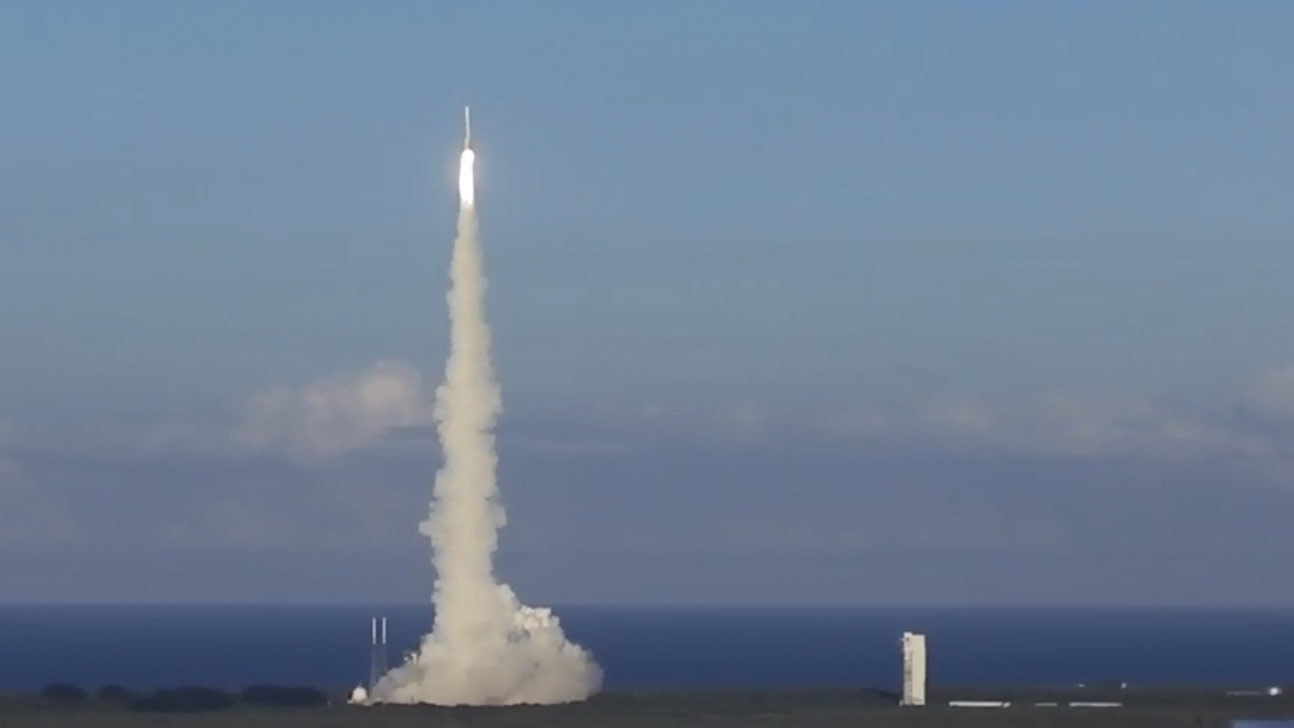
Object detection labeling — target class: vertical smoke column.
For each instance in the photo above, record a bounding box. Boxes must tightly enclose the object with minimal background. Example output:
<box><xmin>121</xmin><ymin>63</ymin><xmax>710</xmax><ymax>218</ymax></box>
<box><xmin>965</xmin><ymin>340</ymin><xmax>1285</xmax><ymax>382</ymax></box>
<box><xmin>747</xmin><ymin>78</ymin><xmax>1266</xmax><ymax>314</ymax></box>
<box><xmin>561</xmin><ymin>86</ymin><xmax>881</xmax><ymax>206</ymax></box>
<box><xmin>372</xmin><ymin>110</ymin><xmax>601</xmax><ymax>706</ymax></box>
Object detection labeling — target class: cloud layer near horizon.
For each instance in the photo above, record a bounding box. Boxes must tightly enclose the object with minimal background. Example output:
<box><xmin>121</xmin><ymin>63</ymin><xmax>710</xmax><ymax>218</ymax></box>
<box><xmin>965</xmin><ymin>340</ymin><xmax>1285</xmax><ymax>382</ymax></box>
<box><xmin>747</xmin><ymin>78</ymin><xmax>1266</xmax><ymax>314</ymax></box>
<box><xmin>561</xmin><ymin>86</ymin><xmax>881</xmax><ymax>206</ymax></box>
<box><xmin>234</xmin><ymin>360</ymin><xmax>435</xmax><ymax>460</ymax></box>
<box><xmin>3</xmin><ymin>359</ymin><xmax>1294</xmax><ymax>604</ymax></box>
<box><xmin>208</xmin><ymin>359</ymin><xmax>1294</xmax><ymax>466</ymax></box>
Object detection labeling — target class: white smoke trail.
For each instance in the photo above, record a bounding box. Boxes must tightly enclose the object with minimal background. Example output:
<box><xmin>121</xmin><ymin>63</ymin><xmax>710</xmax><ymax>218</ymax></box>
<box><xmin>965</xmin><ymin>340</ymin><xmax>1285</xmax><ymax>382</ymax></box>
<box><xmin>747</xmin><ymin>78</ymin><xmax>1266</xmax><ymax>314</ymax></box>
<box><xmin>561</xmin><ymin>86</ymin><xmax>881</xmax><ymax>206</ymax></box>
<box><xmin>372</xmin><ymin>146</ymin><xmax>601</xmax><ymax>705</ymax></box>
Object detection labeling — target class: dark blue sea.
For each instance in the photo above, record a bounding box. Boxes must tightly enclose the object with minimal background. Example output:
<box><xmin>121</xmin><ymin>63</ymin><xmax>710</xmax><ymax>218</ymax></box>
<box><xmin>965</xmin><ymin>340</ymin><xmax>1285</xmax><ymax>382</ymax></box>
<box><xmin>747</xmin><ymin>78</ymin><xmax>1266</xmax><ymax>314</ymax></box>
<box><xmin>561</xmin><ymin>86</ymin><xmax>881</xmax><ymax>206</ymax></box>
<box><xmin>1</xmin><ymin>606</ymin><xmax>1291</xmax><ymax>692</ymax></box>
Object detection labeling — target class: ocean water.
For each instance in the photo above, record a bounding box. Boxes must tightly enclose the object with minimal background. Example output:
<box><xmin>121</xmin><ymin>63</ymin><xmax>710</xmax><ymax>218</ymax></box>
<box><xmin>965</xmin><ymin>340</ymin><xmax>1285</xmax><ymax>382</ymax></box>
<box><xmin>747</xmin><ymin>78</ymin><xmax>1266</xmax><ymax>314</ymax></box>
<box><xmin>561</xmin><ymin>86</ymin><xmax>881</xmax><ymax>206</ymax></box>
<box><xmin>0</xmin><ymin>605</ymin><xmax>1291</xmax><ymax>692</ymax></box>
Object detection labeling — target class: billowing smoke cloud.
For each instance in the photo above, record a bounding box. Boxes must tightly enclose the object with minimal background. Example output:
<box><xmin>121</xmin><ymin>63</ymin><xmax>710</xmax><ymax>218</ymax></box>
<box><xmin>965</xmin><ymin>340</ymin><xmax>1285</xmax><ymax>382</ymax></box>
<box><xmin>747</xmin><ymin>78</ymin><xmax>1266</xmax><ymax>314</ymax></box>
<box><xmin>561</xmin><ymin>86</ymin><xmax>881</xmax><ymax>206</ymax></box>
<box><xmin>372</xmin><ymin>147</ymin><xmax>600</xmax><ymax>705</ymax></box>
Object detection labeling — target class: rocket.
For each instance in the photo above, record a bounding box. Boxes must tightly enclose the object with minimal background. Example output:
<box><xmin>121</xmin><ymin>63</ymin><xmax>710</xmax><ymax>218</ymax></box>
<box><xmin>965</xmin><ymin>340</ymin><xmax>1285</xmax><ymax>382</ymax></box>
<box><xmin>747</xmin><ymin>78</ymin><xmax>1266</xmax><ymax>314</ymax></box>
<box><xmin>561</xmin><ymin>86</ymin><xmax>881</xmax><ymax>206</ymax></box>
<box><xmin>463</xmin><ymin>106</ymin><xmax>472</xmax><ymax>150</ymax></box>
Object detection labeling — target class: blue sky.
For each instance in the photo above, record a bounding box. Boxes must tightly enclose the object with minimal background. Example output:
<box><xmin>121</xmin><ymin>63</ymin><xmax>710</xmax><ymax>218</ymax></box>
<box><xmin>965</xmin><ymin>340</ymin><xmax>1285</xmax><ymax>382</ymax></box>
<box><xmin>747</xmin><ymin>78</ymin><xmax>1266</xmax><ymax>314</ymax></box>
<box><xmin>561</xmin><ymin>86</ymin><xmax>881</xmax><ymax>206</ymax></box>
<box><xmin>3</xmin><ymin>1</ymin><xmax>1294</xmax><ymax>604</ymax></box>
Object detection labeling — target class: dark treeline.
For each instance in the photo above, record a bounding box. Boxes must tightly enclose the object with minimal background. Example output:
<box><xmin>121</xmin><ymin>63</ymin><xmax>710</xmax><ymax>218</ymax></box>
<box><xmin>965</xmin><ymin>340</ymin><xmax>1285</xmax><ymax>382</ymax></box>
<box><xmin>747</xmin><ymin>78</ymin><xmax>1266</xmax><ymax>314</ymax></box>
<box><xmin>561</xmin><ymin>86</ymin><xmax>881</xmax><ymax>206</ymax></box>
<box><xmin>240</xmin><ymin>685</ymin><xmax>329</xmax><ymax>707</ymax></box>
<box><xmin>35</xmin><ymin>682</ymin><xmax>330</xmax><ymax>712</ymax></box>
<box><xmin>39</xmin><ymin>683</ymin><xmax>89</xmax><ymax>704</ymax></box>
<box><xmin>132</xmin><ymin>686</ymin><xmax>237</xmax><ymax>712</ymax></box>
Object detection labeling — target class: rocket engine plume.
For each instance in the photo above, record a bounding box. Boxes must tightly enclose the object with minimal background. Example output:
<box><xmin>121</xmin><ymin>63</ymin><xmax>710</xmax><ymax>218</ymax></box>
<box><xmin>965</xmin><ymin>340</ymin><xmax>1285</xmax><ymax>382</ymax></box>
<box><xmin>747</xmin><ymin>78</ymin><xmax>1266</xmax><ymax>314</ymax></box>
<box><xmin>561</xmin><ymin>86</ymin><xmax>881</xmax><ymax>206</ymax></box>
<box><xmin>371</xmin><ymin>110</ymin><xmax>601</xmax><ymax>706</ymax></box>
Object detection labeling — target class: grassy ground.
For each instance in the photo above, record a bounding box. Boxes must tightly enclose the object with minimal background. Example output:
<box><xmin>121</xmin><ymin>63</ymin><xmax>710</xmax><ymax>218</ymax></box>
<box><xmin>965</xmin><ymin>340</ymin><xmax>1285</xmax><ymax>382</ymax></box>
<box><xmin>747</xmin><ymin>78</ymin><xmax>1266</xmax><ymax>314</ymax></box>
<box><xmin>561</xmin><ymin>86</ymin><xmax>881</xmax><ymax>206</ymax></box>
<box><xmin>2</xmin><ymin>686</ymin><xmax>1290</xmax><ymax>727</ymax></box>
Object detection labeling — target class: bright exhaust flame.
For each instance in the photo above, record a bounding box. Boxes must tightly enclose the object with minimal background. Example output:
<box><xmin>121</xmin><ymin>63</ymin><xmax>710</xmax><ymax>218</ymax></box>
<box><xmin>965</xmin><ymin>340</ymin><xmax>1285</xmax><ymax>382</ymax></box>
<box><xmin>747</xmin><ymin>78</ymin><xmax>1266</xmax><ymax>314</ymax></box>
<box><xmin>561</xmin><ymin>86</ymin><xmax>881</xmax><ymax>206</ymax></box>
<box><xmin>370</xmin><ymin>126</ymin><xmax>600</xmax><ymax>706</ymax></box>
<box><xmin>458</xmin><ymin>149</ymin><xmax>475</xmax><ymax>207</ymax></box>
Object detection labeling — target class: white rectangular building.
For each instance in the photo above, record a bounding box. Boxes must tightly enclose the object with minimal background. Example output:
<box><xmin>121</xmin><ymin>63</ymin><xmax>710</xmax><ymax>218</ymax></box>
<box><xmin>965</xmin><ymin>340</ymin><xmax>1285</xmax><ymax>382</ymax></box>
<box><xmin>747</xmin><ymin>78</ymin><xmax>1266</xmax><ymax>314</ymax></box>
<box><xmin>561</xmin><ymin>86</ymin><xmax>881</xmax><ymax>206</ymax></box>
<box><xmin>901</xmin><ymin>631</ymin><xmax>927</xmax><ymax>706</ymax></box>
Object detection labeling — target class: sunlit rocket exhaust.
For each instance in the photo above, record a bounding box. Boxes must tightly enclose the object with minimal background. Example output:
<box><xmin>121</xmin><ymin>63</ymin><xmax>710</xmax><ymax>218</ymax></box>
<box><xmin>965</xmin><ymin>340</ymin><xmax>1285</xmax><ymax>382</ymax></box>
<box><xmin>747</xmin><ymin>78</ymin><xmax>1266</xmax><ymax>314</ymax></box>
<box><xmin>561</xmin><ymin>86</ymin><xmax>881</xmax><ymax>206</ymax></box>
<box><xmin>371</xmin><ymin>108</ymin><xmax>602</xmax><ymax>706</ymax></box>
<box><xmin>459</xmin><ymin>106</ymin><xmax>475</xmax><ymax>207</ymax></box>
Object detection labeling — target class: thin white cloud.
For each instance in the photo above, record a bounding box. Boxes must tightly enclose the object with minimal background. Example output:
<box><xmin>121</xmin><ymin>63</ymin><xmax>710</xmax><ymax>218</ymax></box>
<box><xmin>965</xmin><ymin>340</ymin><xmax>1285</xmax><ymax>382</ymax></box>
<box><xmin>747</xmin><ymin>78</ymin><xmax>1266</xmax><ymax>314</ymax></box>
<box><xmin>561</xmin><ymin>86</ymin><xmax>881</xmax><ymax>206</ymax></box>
<box><xmin>119</xmin><ymin>359</ymin><xmax>1294</xmax><ymax>476</ymax></box>
<box><xmin>139</xmin><ymin>419</ymin><xmax>208</xmax><ymax>456</ymax></box>
<box><xmin>896</xmin><ymin>393</ymin><xmax>1271</xmax><ymax>461</ymax></box>
<box><xmin>0</xmin><ymin>456</ymin><xmax>74</xmax><ymax>546</ymax></box>
<box><xmin>160</xmin><ymin>500</ymin><xmax>296</xmax><ymax>549</ymax></box>
<box><xmin>0</xmin><ymin>418</ymin><xmax>75</xmax><ymax>545</ymax></box>
<box><xmin>1248</xmin><ymin>365</ymin><xmax>1294</xmax><ymax>420</ymax></box>
<box><xmin>513</xmin><ymin>437</ymin><xmax>630</xmax><ymax>457</ymax></box>
<box><xmin>818</xmin><ymin>407</ymin><xmax>890</xmax><ymax>439</ymax></box>
<box><xmin>235</xmin><ymin>360</ymin><xmax>435</xmax><ymax>461</ymax></box>
<box><xmin>633</xmin><ymin>390</ymin><xmax>1279</xmax><ymax>467</ymax></box>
